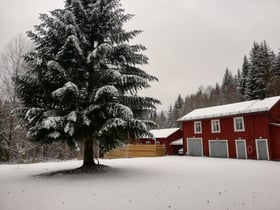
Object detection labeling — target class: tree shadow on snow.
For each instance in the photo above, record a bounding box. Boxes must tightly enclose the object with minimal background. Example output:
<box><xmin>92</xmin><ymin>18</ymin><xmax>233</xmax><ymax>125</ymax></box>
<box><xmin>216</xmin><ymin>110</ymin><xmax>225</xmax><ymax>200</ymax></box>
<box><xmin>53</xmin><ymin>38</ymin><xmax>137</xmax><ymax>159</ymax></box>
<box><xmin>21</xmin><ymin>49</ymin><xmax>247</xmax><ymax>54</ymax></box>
<box><xmin>34</xmin><ymin>164</ymin><xmax>111</xmax><ymax>177</ymax></box>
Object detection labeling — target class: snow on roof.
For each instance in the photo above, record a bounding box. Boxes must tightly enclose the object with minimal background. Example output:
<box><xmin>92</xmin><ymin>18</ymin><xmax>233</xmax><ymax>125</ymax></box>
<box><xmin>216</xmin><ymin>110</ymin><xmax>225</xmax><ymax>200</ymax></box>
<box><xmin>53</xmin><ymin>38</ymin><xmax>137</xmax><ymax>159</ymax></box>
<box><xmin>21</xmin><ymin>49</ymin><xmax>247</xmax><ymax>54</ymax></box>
<box><xmin>148</xmin><ymin>128</ymin><xmax>180</xmax><ymax>138</ymax></box>
<box><xmin>178</xmin><ymin>96</ymin><xmax>280</xmax><ymax>121</ymax></box>
<box><xmin>170</xmin><ymin>138</ymin><xmax>183</xmax><ymax>145</ymax></box>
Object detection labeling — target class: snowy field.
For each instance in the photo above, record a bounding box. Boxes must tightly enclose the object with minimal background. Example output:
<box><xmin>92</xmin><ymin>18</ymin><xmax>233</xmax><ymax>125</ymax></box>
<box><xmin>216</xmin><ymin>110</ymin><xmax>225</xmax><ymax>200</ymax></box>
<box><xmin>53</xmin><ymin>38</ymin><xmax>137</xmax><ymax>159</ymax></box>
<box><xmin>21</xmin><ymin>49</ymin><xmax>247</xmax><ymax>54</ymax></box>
<box><xmin>1</xmin><ymin>156</ymin><xmax>280</xmax><ymax>210</ymax></box>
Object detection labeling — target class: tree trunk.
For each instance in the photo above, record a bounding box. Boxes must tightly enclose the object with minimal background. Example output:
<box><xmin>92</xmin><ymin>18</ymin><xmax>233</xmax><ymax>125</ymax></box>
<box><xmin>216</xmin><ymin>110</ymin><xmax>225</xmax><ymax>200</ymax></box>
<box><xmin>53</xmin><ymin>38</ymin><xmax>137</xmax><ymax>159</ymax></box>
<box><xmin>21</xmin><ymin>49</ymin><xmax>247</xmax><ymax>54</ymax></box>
<box><xmin>82</xmin><ymin>138</ymin><xmax>96</xmax><ymax>168</ymax></box>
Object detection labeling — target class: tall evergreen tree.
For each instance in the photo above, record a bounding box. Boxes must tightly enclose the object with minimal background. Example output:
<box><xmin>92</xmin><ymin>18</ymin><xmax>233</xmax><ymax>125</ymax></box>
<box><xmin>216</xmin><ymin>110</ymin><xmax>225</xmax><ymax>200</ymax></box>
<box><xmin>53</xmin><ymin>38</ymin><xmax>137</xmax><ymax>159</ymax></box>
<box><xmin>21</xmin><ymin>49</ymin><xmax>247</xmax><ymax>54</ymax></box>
<box><xmin>267</xmin><ymin>51</ymin><xmax>280</xmax><ymax>96</ymax></box>
<box><xmin>221</xmin><ymin>68</ymin><xmax>239</xmax><ymax>103</ymax></box>
<box><xmin>16</xmin><ymin>0</ymin><xmax>160</xmax><ymax>168</ymax></box>
<box><xmin>166</xmin><ymin>105</ymin><xmax>175</xmax><ymax>128</ymax></box>
<box><xmin>239</xmin><ymin>55</ymin><xmax>250</xmax><ymax>99</ymax></box>
<box><xmin>246</xmin><ymin>41</ymin><xmax>274</xmax><ymax>100</ymax></box>
<box><xmin>173</xmin><ymin>94</ymin><xmax>183</xmax><ymax>126</ymax></box>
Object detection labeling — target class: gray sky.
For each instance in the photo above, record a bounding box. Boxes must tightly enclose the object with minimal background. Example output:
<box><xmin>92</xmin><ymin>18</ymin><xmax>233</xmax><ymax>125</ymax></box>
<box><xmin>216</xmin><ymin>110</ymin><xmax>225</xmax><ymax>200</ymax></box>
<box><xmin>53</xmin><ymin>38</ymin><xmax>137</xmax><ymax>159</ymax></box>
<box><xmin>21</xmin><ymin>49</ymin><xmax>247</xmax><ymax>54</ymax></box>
<box><xmin>1</xmin><ymin>0</ymin><xmax>280</xmax><ymax>110</ymax></box>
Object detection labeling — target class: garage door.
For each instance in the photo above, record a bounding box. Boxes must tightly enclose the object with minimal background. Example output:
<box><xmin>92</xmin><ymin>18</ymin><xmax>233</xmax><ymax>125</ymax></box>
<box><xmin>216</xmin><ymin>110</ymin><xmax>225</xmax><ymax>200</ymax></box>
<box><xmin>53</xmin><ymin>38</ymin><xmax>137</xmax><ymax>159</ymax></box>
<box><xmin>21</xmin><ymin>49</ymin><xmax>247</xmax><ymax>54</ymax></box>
<box><xmin>235</xmin><ymin>140</ymin><xmax>247</xmax><ymax>159</ymax></box>
<box><xmin>256</xmin><ymin>139</ymin><xmax>269</xmax><ymax>160</ymax></box>
<box><xmin>209</xmin><ymin>140</ymin><xmax>229</xmax><ymax>158</ymax></box>
<box><xmin>187</xmin><ymin>138</ymin><xmax>203</xmax><ymax>156</ymax></box>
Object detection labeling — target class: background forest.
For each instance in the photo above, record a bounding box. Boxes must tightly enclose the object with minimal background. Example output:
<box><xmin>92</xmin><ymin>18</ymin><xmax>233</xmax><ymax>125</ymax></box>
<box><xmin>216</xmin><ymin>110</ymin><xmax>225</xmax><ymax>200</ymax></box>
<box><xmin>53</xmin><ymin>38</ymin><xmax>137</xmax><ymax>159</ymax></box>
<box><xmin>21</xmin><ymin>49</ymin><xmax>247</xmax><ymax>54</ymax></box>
<box><xmin>150</xmin><ymin>41</ymin><xmax>280</xmax><ymax>128</ymax></box>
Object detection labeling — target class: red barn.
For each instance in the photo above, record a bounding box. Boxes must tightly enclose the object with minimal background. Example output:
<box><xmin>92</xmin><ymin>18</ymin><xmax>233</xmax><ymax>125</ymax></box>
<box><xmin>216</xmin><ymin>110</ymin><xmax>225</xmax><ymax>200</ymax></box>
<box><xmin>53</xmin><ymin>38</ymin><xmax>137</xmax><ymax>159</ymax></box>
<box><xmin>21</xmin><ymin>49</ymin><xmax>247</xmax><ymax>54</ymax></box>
<box><xmin>178</xmin><ymin>96</ymin><xmax>280</xmax><ymax>160</ymax></box>
<box><xmin>133</xmin><ymin>128</ymin><xmax>183</xmax><ymax>155</ymax></box>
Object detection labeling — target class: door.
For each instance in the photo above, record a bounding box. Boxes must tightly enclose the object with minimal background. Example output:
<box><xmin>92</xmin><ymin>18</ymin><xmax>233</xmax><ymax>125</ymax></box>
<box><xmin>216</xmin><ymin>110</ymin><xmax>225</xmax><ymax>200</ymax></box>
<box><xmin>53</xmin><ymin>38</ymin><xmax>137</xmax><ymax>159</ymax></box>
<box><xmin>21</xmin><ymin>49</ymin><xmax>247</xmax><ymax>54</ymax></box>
<box><xmin>209</xmin><ymin>140</ymin><xmax>229</xmax><ymax>158</ymax></box>
<box><xmin>235</xmin><ymin>140</ymin><xmax>247</xmax><ymax>159</ymax></box>
<box><xmin>256</xmin><ymin>139</ymin><xmax>269</xmax><ymax>160</ymax></box>
<box><xmin>187</xmin><ymin>138</ymin><xmax>203</xmax><ymax>156</ymax></box>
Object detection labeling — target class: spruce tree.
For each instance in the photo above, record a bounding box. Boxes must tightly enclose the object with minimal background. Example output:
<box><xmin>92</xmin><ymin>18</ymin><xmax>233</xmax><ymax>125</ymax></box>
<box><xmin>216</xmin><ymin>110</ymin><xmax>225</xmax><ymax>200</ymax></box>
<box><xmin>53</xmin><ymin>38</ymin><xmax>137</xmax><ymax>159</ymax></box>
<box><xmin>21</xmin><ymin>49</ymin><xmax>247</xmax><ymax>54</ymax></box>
<box><xmin>267</xmin><ymin>51</ymin><xmax>280</xmax><ymax>96</ymax></box>
<box><xmin>239</xmin><ymin>55</ymin><xmax>250</xmax><ymax>99</ymax></box>
<box><xmin>246</xmin><ymin>41</ymin><xmax>274</xmax><ymax>100</ymax></box>
<box><xmin>221</xmin><ymin>68</ymin><xmax>239</xmax><ymax>103</ymax></box>
<box><xmin>173</xmin><ymin>94</ymin><xmax>183</xmax><ymax>126</ymax></box>
<box><xmin>16</xmin><ymin>0</ymin><xmax>160</xmax><ymax>168</ymax></box>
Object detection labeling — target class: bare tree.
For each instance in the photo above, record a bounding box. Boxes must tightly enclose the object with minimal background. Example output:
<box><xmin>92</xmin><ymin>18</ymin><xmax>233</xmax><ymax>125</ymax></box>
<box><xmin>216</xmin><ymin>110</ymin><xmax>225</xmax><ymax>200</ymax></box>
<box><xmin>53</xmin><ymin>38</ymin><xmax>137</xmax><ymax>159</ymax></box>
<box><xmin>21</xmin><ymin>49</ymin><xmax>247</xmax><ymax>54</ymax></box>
<box><xmin>0</xmin><ymin>34</ymin><xmax>32</xmax><ymax>163</ymax></box>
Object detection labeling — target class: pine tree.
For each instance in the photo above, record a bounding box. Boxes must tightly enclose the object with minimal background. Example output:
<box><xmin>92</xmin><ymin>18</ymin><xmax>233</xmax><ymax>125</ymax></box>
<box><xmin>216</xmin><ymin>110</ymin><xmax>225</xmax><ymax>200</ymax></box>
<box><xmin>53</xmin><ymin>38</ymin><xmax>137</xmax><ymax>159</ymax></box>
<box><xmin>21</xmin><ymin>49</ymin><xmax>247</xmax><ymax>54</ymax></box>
<box><xmin>173</xmin><ymin>94</ymin><xmax>183</xmax><ymax>126</ymax></box>
<box><xmin>158</xmin><ymin>110</ymin><xmax>167</xmax><ymax>129</ymax></box>
<box><xmin>239</xmin><ymin>56</ymin><xmax>250</xmax><ymax>99</ymax></box>
<box><xmin>267</xmin><ymin>51</ymin><xmax>280</xmax><ymax>96</ymax></box>
<box><xmin>16</xmin><ymin>0</ymin><xmax>160</xmax><ymax>168</ymax></box>
<box><xmin>221</xmin><ymin>68</ymin><xmax>239</xmax><ymax>103</ymax></box>
<box><xmin>245</xmin><ymin>41</ymin><xmax>274</xmax><ymax>100</ymax></box>
<box><xmin>166</xmin><ymin>105</ymin><xmax>174</xmax><ymax>128</ymax></box>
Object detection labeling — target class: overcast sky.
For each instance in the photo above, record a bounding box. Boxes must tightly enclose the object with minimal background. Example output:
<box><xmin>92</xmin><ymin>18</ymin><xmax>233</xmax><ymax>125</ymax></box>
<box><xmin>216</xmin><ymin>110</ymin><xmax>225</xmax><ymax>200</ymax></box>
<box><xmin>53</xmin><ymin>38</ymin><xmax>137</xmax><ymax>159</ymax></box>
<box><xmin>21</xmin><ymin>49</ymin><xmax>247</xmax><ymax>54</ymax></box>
<box><xmin>1</xmin><ymin>0</ymin><xmax>280</xmax><ymax>110</ymax></box>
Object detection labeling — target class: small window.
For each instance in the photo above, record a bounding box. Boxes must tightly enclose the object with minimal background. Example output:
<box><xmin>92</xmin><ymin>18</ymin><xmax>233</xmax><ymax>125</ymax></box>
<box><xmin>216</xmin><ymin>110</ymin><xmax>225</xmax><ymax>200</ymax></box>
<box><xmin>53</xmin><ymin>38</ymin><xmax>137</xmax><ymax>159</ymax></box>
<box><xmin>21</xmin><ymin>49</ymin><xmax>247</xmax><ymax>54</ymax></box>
<box><xmin>234</xmin><ymin>117</ymin><xmax>245</xmax><ymax>132</ymax></box>
<box><xmin>155</xmin><ymin>141</ymin><xmax>160</xmax><ymax>144</ymax></box>
<box><xmin>194</xmin><ymin>121</ymin><xmax>202</xmax><ymax>134</ymax></box>
<box><xmin>211</xmin><ymin>119</ymin><xmax>220</xmax><ymax>133</ymax></box>
<box><xmin>146</xmin><ymin>141</ymin><xmax>151</xmax><ymax>144</ymax></box>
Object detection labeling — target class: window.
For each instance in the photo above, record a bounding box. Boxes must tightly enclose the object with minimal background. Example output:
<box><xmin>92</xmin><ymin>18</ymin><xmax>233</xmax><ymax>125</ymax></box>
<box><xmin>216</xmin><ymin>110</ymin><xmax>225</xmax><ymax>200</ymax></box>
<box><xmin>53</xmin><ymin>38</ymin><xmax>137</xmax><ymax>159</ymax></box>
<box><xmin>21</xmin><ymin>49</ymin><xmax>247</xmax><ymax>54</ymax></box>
<box><xmin>146</xmin><ymin>141</ymin><xmax>151</xmax><ymax>144</ymax></box>
<box><xmin>194</xmin><ymin>121</ymin><xmax>202</xmax><ymax>134</ymax></box>
<box><xmin>211</xmin><ymin>119</ymin><xmax>220</xmax><ymax>133</ymax></box>
<box><xmin>234</xmin><ymin>117</ymin><xmax>245</xmax><ymax>132</ymax></box>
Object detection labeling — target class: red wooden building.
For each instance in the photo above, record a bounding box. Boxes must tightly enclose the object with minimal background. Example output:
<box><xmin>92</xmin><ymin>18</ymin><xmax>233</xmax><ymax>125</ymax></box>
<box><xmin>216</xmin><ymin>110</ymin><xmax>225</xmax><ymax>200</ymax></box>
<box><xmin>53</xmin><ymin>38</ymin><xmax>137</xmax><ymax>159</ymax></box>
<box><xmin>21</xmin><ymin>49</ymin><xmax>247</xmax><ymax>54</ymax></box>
<box><xmin>178</xmin><ymin>96</ymin><xmax>280</xmax><ymax>160</ymax></box>
<box><xmin>132</xmin><ymin>128</ymin><xmax>183</xmax><ymax>155</ymax></box>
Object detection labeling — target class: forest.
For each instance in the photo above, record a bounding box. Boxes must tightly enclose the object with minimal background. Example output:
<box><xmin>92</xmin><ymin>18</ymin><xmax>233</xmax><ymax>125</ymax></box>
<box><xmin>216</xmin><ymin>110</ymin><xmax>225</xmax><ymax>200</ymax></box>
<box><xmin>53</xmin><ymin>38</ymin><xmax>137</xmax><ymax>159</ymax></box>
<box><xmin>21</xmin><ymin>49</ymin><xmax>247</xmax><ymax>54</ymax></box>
<box><xmin>151</xmin><ymin>41</ymin><xmax>280</xmax><ymax>129</ymax></box>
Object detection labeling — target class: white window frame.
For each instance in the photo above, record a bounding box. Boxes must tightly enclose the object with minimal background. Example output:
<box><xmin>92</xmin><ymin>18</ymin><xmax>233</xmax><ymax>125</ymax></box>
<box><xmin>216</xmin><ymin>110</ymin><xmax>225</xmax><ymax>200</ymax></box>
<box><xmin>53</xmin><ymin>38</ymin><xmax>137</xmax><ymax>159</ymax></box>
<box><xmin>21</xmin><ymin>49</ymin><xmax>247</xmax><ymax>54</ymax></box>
<box><xmin>235</xmin><ymin>139</ymin><xmax>247</xmax><ymax>159</ymax></box>
<box><xmin>211</xmin><ymin>119</ymin><xmax>221</xmax><ymax>133</ymax></box>
<box><xmin>194</xmin><ymin>121</ymin><xmax>202</xmax><ymax>134</ymax></box>
<box><xmin>234</xmin><ymin>117</ymin><xmax>245</xmax><ymax>132</ymax></box>
<box><xmin>255</xmin><ymin>139</ymin><xmax>270</xmax><ymax>160</ymax></box>
<box><xmin>209</xmin><ymin>140</ymin><xmax>229</xmax><ymax>158</ymax></box>
<box><xmin>146</xmin><ymin>140</ymin><xmax>151</xmax><ymax>144</ymax></box>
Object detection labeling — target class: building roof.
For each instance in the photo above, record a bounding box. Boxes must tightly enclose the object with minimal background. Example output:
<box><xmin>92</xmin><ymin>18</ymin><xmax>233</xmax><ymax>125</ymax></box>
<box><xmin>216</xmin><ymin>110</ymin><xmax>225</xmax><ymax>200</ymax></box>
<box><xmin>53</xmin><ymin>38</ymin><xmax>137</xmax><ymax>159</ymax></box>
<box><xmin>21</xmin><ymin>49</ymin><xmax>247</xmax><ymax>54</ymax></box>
<box><xmin>178</xmin><ymin>96</ymin><xmax>280</xmax><ymax>121</ymax></box>
<box><xmin>148</xmin><ymin>128</ymin><xmax>180</xmax><ymax>138</ymax></box>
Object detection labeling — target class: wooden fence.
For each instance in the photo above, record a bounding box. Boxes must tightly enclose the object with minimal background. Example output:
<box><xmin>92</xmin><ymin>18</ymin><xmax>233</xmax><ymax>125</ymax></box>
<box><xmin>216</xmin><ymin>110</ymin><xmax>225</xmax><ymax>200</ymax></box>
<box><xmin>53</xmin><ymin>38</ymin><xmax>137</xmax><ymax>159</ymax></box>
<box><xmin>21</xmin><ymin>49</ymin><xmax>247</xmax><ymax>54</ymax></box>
<box><xmin>104</xmin><ymin>144</ymin><xmax>166</xmax><ymax>159</ymax></box>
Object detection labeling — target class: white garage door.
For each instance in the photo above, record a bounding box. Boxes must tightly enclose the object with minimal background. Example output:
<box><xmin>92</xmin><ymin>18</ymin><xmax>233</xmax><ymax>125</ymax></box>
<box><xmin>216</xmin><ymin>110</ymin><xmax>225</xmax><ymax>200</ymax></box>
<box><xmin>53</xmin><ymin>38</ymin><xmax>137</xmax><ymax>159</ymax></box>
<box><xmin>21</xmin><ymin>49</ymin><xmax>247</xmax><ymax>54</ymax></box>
<box><xmin>256</xmin><ymin>139</ymin><xmax>269</xmax><ymax>160</ymax></box>
<box><xmin>235</xmin><ymin>140</ymin><xmax>247</xmax><ymax>159</ymax></box>
<box><xmin>187</xmin><ymin>138</ymin><xmax>203</xmax><ymax>156</ymax></box>
<box><xmin>209</xmin><ymin>140</ymin><xmax>229</xmax><ymax>158</ymax></box>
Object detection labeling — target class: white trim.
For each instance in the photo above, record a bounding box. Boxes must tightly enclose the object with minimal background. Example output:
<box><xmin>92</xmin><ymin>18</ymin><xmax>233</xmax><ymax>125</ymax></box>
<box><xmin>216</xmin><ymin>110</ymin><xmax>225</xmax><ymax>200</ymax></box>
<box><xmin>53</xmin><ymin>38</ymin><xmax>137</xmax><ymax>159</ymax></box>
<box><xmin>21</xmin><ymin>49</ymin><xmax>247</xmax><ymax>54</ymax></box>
<box><xmin>187</xmin><ymin>138</ymin><xmax>203</xmax><ymax>156</ymax></box>
<box><xmin>194</xmin><ymin>121</ymin><xmax>202</xmax><ymax>134</ymax></box>
<box><xmin>233</xmin><ymin>117</ymin><xmax>245</xmax><ymax>132</ymax></box>
<box><xmin>255</xmin><ymin>139</ymin><xmax>270</xmax><ymax>160</ymax></box>
<box><xmin>211</xmin><ymin>119</ymin><xmax>221</xmax><ymax>133</ymax></box>
<box><xmin>235</xmin><ymin>139</ymin><xmax>247</xmax><ymax>159</ymax></box>
<box><xmin>209</xmin><ymin>140</ymin><xmax>229</xmax><ymax>158</ymax></box>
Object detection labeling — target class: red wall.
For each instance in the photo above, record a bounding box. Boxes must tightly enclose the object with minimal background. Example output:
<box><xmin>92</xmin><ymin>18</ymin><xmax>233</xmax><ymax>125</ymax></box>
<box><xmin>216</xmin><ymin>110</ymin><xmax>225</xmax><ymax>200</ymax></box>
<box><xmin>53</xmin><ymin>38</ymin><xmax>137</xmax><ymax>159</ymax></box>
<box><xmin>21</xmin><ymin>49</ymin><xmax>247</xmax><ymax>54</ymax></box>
<box><xmin>269</xmin><ymin>125</ymin><xmax>280</xmax><ymax>160</ymax></box>
<box><xmin>268</xmin><ymin>102</ymin><xmax>280</xmax><ymax>159</ymax></box>
<box><xmin>182</xmin><ymin>112</ymin><xmax>272</xmax><ymax>159</ymax></box>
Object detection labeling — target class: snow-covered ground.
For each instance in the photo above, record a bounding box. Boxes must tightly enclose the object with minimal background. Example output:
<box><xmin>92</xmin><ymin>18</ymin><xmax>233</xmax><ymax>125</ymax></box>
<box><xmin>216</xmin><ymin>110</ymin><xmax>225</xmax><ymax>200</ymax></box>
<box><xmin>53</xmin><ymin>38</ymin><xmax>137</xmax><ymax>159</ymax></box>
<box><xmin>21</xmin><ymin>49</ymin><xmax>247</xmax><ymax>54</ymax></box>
<box><xmin>1</xmin><ymin>156</ymin><xmax>280</xmax><ymax>210</ymax></box>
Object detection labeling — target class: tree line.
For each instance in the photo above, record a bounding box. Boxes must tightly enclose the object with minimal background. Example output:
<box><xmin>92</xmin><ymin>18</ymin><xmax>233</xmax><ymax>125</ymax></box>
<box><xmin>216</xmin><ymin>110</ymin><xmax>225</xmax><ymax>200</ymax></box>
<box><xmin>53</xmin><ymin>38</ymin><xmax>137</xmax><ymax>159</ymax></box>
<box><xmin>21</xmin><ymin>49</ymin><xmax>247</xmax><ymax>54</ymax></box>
<box><xmin>0</xmin><ymin>34</ymin><xmax>279</xmax><ymax>163</ymax></box>
<box><xmin>151</xmin><ymin>41</ymin><xmax>280</xmax><ymax>129</ymax></box>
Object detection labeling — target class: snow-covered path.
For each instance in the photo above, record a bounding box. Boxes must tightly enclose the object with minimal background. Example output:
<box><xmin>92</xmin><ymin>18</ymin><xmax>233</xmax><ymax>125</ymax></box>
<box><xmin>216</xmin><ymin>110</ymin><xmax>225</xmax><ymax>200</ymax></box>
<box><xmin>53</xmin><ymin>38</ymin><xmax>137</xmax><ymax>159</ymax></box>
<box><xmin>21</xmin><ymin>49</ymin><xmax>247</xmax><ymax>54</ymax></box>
<box><xmin>1</xmin><ymin>156</ymin><xmax>280</xmax><ymax>210</ymax></box>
